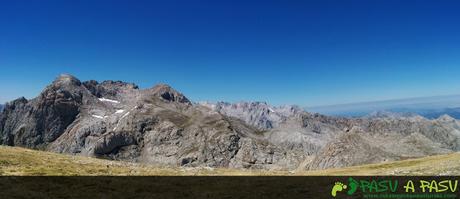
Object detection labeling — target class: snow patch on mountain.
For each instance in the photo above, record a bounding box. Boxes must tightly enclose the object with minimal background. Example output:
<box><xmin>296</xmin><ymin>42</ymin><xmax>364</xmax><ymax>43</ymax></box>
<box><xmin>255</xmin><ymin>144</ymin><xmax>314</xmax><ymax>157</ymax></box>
<box><xmin>91</xmin><ymin>115</ymin><xmax>108</xmax><ymax>119</ymax></box>
<box><xmin>98</xmin><ymin>98</ymin><xmax>120</xmax><ymax>104</ymax></box>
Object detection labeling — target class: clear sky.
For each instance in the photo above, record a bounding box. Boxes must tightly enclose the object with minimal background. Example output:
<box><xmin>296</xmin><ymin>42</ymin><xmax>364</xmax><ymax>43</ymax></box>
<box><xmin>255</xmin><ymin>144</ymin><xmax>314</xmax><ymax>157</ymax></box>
<box><xmin>1</xmin><ymin>0</ymin><xmax>460</xmax><ymax>106</ymax></box>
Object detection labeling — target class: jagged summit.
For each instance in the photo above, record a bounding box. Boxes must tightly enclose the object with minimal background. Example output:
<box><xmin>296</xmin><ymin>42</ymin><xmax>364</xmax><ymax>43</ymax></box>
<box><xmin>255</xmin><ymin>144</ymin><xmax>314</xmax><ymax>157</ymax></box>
<box><xmin>437</xmin><ymin>114</ymin><xmax>456</xmax><ymax>122</ymax></box>
<box><xmin>99</xmin><ymin>80</ymin><xmax>139</xmax><ymax>89</ymax></box>
<box><xmin>2</xmin><ymin>97</ymin><xmax>28</xmax><ymax>112</ymax></box>
<box><xmin>149</xmin><ymin>83</ymin><xmax>191</xmax><ymax>104</ymax></box>
<box><xmin>82</xmin><ymin>79</ymin><xmax>139</xmax><ymax>99</ymax></box>
<box><xmin>199</xmin><ymin>101</ymin><xmax>305</xmax><ymax>130</ymax></box>
<box><xmin>53</xmin><ymin>74</ymin><xmax>82</xmax><ymax>86</ymax></box>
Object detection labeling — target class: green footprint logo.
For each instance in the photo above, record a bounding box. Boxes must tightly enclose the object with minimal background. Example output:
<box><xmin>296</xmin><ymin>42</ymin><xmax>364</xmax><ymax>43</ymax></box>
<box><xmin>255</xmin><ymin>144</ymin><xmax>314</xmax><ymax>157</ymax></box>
<box><xmin>347</xmin><ymin>177</ymin><xmax>359</xmax><ymax>195</ymax></box>
<box><xmin>331</xmin><ymin>182</ymin><xmax>347</xmax><ymax>197</ymax></box>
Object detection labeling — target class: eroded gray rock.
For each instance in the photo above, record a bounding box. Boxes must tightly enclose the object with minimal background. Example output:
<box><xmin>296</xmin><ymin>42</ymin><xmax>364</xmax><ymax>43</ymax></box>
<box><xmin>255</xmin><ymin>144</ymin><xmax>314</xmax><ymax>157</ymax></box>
<box><xmin>1</xmin><ymin>74</ymin><xmax>460</xmax><ymax>171</ymax></box>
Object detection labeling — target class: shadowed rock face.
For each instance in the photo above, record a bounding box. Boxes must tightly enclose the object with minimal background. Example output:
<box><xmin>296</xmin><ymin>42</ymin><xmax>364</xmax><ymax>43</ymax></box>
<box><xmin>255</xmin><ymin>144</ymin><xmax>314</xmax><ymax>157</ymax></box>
<box><xmin>0</xmin><ymin>74</ymin><xmax>83</xmax><ymax>148</ymax></box>
<box><xmin>1</xmin><ymin>74</ymin><xmax>460</xmax><ymax>170</ymax></box>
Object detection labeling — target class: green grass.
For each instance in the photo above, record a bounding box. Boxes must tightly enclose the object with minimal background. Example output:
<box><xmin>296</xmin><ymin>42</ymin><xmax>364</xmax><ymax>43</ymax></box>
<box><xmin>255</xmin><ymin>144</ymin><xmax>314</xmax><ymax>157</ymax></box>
<box><xmin>0</xmin><ymin>145</ymin><xmax>459</xmax><ymax>176</ymax></box>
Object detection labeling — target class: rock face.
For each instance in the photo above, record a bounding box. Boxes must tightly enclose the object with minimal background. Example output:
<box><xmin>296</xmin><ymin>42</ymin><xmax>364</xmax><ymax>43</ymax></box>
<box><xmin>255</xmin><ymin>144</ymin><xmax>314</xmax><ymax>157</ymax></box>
<box><xmin>1</xmin><ymin>74</ymin><xmax>460</xmax><ymax>171</ymax></box>
<box><xmin>0</xmin><ymin>75</ymin><xmax>84</xmax><ymax>148</ymax></box>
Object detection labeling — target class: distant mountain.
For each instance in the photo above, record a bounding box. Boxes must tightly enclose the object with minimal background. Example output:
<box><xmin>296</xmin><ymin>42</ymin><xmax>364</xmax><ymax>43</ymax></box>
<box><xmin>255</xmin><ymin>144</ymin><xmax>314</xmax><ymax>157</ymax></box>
<box><xmin>392</xmin><ymin>107</ymin><xmax>460</xmax><ymax>119</ymax></box>
<box><xmin>363</xmin><ymin>110</ymin><xmax>422</xmax><ymax>119</ymax></box>
<box><xmin>307</xmin><ymin>95</ymin><xmax>460</xmax><ymax>119</ymax></box>
<box><xmin>199</xmin><ymin>101</ymin><xmax>303</xmax><ymax>130</ymax></box>
<box><xmin>1</xmin><ymin>74</ymin><xmax>460</xmax><ymax>171</ymax></box>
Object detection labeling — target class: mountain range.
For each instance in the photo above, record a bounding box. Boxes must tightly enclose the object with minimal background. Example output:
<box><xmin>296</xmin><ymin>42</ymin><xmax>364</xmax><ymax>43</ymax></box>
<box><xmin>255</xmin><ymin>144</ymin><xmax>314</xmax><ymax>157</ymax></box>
<box><xmin>1</xmin><ymin>74</ymin><xmax>459</xmax><ymax>171</ymax></box>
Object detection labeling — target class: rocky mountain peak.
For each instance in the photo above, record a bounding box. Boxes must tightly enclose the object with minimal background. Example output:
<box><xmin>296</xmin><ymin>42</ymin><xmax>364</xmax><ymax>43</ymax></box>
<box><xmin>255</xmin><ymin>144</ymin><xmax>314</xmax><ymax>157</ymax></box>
<box><xmin>276</xmin><ymin>105</ymin><xmax>304</xmax><ymax>115</ymax></box>
<box><xmin>11</xmin><ymin>97</ymin><xmax>28</xmax><ymax>105</ymax></box>
<box><xmin>437</xmin><ymin>114</ymin><xmax>456</xmax><ymax>122</ymax></box>
<box><xmin>3</xmin><ymin>97</ymin><xmax>28</xmax><ymax>111</ymax></box>
<box><xmin>41</xmin><ymin>74</ymin><xmax>84</xmax><ymax>105</ymax></box>
<box><xmin>52</xmin><ymin>74</ymin><xmax>82</xmax><ymax>87</ymax></box>
<box><xmin>149</xmin><ymin>84</ymin><xmax>191</xmax><ymax>104</ymax></box>
<box><xmin>151</xmin><ymin>83</ymin><xmax>173</xmax><ymax>91</ymax></box>
<box><xmin>203</xmin><ymin>101</ymin><xmax>304</xmax><ymax>130</ymax></box>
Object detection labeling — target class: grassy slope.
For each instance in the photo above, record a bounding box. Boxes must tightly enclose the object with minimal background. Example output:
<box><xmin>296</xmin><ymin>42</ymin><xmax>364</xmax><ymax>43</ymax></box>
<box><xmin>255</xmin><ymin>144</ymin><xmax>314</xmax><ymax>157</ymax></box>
<box><xmin>0</xmin><ymin>145</ymin><xmax>459</xmax><ymax>176</ymax></box>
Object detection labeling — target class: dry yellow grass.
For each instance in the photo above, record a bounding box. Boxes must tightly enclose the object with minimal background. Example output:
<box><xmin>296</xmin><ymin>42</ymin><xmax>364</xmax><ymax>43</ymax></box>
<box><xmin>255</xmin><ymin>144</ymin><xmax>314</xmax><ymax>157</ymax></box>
<box><xmin>0</xmin><ymin>145</ymin><xmax>459</xmax><ymax>176</ymax></box>
<box><xmin>306</xmin><ymin>152</ymin><xmax>460</xmax><ymax>175</ymax></box>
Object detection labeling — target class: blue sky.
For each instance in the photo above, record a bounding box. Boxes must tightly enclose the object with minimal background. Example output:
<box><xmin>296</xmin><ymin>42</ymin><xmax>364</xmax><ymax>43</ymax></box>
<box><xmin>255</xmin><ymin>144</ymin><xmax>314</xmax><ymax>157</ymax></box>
<box><xmin>1</xmin><ymin>0</ymin><xmax>460</xmax><ymax>106</ymax></box>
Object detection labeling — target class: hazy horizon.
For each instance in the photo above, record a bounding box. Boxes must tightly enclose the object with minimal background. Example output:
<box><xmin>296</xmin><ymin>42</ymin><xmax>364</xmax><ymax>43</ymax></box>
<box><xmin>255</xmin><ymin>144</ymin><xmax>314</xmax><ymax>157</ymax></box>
<box><xmin>307</xmin><ymin>94</ymin><xmax>460</xmax><ymax>117</ymax></box>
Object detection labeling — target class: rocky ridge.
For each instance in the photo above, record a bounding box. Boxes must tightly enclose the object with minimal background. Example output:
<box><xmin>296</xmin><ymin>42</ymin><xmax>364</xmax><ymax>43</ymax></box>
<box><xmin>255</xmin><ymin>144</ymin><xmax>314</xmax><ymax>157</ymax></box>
<box><xmin>1</xmin><ymin>74</ymin><xmax>459</xmax><ymax>170</ymax></box>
